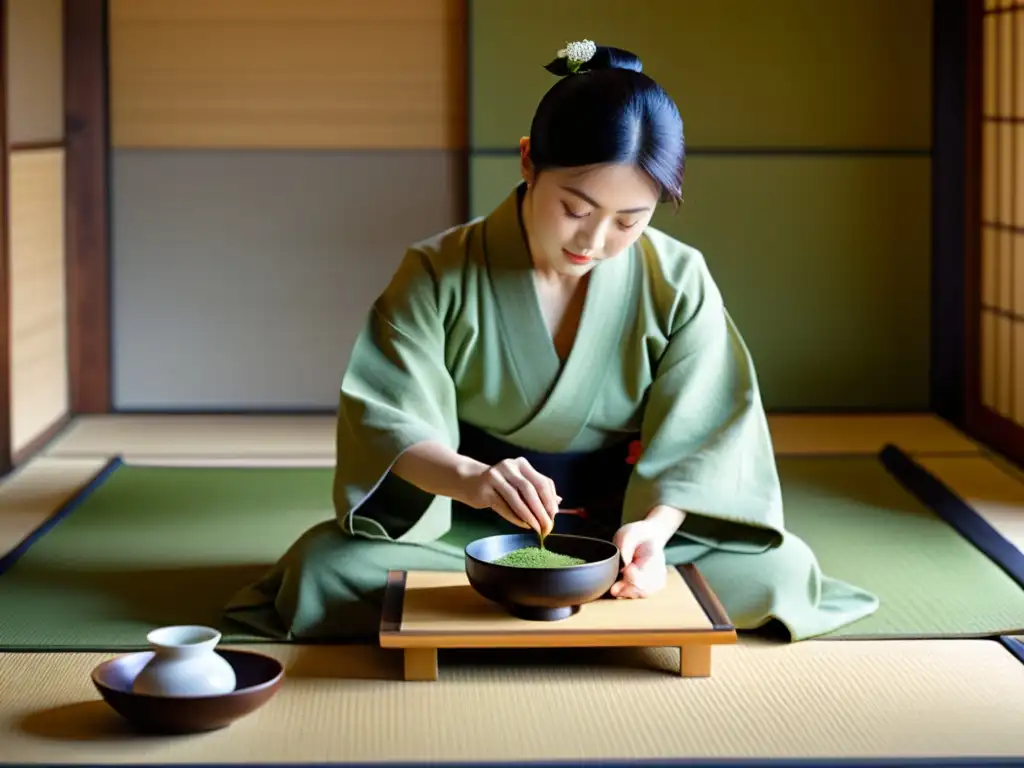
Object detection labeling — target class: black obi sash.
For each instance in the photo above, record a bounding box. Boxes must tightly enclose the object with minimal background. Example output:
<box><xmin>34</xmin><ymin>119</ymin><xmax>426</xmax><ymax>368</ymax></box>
<box><xmin>456</xmin><ymin>421</ymin><xmax>639</xmax><ymax>536</ymax></box>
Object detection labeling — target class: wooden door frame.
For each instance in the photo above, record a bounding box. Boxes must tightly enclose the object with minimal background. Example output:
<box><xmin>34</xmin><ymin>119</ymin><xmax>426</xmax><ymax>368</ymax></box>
<box><xmin>0</xmin><ymin>0</ymin><xmax>110</xmax><ymax>479</ymax></box>
<box><xmin>64</xmin><ymin>0</ymin><xmax>112</xmax><ymax>417</ymax></box>
<box><xmin>931</xmin><ymin>0</ymin><xmax>971</xmax><ymax>429</ymax></box>
<box><xmin>962</xmin><ymin>0</ymin><xmax>987</xmax><ymax>445</ymax></box>
<box><xmin>0</xmin><ymin>0</ymin><xmax>12</xmax><ymax>476</ymax></box>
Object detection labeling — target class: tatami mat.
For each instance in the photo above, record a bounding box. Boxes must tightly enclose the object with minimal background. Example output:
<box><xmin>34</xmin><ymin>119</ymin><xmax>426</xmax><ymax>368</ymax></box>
<box><xmin>0</xmin><ymin>415</ymin><xmax>1022</xmax><ymax>763</ymax></box>
<box><xmin>0</xmin><ymin>456</ymin><xmax>111</xmax><ymax>559</ymax></box>
<box><xmin>916</xmin><ymin>454</ymin><xmax>1024</xmax><ymax>553</ymax></box>
<box><xmin>41</xmin><ymin>413</ymin><xmax>981</xmax><ymax>461</ymax></box>
<box><xmin>1</xmin><ymin>640</ymin><xmax>1023</xmax><ymax>763</ymax></box>
<box><xmin>7</xmin><ymin>415</ymin><xmax>1018</xmax><ymax>567</ymax></box>
<box><xmin>765</xmin><ymin>413</ymin><xmax>981</xmax><ymax>456</ymax></box>
<box><xmin>43</xmin><ymin>414</ymin><xmax>338</xmax><ymax>460</ymax></box>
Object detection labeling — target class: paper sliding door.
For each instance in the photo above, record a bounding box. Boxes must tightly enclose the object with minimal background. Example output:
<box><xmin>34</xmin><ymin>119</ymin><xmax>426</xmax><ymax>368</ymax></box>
<box><xmin>968</xmin><ymin>0</ymin><xmax>1024</xmax><ymax>464</ymax></box>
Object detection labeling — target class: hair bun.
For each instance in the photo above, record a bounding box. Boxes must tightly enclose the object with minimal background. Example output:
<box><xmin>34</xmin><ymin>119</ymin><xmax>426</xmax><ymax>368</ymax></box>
<box><xmin>543</xmin><ymin>41</ymin><xmax>643</xmax><ymax>77</ymax></box>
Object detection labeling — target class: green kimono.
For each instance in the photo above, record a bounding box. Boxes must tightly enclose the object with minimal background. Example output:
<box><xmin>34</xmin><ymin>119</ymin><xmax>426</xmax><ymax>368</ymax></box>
<box><xmin>223</xmin><ymin>185</ymin><xmax>878</xmax><ymax>642</ymax></box>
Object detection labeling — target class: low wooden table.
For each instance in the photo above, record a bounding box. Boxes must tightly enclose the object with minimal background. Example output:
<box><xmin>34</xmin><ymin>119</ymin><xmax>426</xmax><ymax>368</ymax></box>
<box><xmin>378</xmin><ymin>563</ymin><xmax>737</xmax><ymax>682</ymax></box>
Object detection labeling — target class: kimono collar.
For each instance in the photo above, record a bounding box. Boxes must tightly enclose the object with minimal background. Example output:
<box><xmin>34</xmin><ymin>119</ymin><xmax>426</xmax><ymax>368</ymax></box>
<box><xmin>477</xmin><ymin>181</ymin><xmax>639</xmax><ymax>452</ymax></box>
<box><xmin>481</xmin><ymin>183</ymin><xmax>534</xmax><ymax>272</ymax></box>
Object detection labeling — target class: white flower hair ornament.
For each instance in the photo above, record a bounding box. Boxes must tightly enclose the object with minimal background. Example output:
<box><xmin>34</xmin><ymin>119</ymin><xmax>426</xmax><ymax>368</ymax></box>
<box><xmin>556</xmin><ymin>39</ymin><xmax>597</xmax><ymax>74</ymax></box>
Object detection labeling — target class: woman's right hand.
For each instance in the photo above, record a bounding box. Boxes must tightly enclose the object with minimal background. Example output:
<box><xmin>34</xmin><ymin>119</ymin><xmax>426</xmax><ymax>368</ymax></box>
<box><xmin>460</xmin><ymin>457</ymin><xmax>561</xmax><ymax>537</ymax></box>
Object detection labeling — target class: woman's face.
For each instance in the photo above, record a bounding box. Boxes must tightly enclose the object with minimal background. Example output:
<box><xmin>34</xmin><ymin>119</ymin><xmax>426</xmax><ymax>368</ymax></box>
<box><xmin>519</xmin><ymin>137</ymin><xmax>661</xmax><ymax>277</ymax></box>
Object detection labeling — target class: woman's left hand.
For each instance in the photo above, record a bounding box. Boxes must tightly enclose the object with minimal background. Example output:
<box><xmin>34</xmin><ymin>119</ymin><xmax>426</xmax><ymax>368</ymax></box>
<box><xmin>610</xmin><ymin>506</ymin><xmax>685</xmax><ymax>599</ymax></box>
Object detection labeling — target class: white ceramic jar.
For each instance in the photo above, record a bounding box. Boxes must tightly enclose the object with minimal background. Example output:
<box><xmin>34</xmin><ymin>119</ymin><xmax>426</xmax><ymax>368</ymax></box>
<box><xmin>132</xmin><ymin>625</ymin><xmax>237</xmax><ymax>697</ymax></box>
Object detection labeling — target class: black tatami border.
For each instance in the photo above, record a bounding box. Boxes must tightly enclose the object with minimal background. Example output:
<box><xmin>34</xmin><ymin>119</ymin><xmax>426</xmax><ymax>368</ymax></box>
<box><xmin>879</xmin><ymin>443</ymin><xmax>1024</xmax><ymax>591</ymax></box>
<box><xmin>0</xmin><ymin>455</ymin><xmax>123</xmax><ymax>576</ymax></box>
<box><xmin>880</xmin><ymin>443</ymin><xmax>1024</xmax><ymax>668</ymax></box>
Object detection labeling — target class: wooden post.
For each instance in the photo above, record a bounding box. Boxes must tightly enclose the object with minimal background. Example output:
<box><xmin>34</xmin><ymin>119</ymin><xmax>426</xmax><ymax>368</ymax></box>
<box><xmin>404</xmin><ymin>648</ymin><xmax>439</xmax><ymax>682</ymax></box>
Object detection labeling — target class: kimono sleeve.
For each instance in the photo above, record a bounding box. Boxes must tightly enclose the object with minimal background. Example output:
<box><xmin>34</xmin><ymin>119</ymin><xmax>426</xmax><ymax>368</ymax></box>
<box><xmin>622</xmin><ymin>255</ymin><xmax>785</xmax><ymax>553</ymax></box>
<box><xmin>332</xmin><ymin>247</ymin><xmax>461</xmax><ymax>544</ymax></box>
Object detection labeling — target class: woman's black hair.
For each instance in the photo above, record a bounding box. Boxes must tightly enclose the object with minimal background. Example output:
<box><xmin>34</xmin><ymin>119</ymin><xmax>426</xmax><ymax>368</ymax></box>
<box><xmin>530</xmin><ymin>43</ymin><xmax>685</xmax><ymax>205</ymax></box>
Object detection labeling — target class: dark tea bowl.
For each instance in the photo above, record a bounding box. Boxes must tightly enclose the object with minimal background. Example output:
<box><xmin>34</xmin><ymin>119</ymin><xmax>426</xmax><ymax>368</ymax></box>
<box><xmin>90</xmin><ymin>648</ymin><xmax>284</xmax><ymax>734</ymax></box>
<box><xmin>465</xmin><ymin>532</ymin><xmax>620</xmax><ymax>621</ymax></box>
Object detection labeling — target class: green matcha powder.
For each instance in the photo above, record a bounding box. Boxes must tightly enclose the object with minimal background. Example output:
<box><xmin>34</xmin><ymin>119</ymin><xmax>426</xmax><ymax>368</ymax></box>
<box><xmin>493</xmin><ymin>546</ymin><xmax>586</xmax><ymax>568</ymax></box>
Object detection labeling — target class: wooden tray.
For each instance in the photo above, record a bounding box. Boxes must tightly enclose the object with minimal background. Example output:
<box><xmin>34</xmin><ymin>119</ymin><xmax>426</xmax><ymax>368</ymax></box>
<box><xmin>378</xmin><ymin>564</ymin><xmax>737</xmax><ymax>681</ymax></box>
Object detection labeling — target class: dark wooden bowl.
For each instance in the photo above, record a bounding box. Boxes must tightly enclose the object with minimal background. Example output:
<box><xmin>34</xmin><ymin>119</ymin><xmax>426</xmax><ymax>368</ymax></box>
<box><xmin>90</xmin><ymin>648</ymin><xmax>284</xmax><ymax>734</ymax></box>
<box><xmin>465</xmin><ymin>532</ymin><xmax>620</xmax><ymax>621</ymax></box>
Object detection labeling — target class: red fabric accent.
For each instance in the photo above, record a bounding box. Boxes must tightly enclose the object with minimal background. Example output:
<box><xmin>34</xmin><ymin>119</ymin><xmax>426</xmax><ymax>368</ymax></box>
<box><xmin>626</xmin><ymin>440</ymin><xmax>643</xmax><ymax>465</ymax></box>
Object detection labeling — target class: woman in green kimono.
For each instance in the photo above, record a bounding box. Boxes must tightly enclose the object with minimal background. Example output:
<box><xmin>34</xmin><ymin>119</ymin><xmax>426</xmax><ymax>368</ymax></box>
<box><xmin>224</xmin><ymin>41</ymin><xmax>879</xmax><ymax>642</ymax></box>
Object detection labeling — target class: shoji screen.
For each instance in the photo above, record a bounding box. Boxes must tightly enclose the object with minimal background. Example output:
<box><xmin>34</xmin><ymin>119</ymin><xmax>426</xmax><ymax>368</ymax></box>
<box><xmin>977</xmin><ymin>0</ymin><xmax>1024</xmax><ymax>446</ymax></box>
<box><xmin>5</xmin><ymin>0</ymin><xmax>68</xmax><ymax>460</ymax></box>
